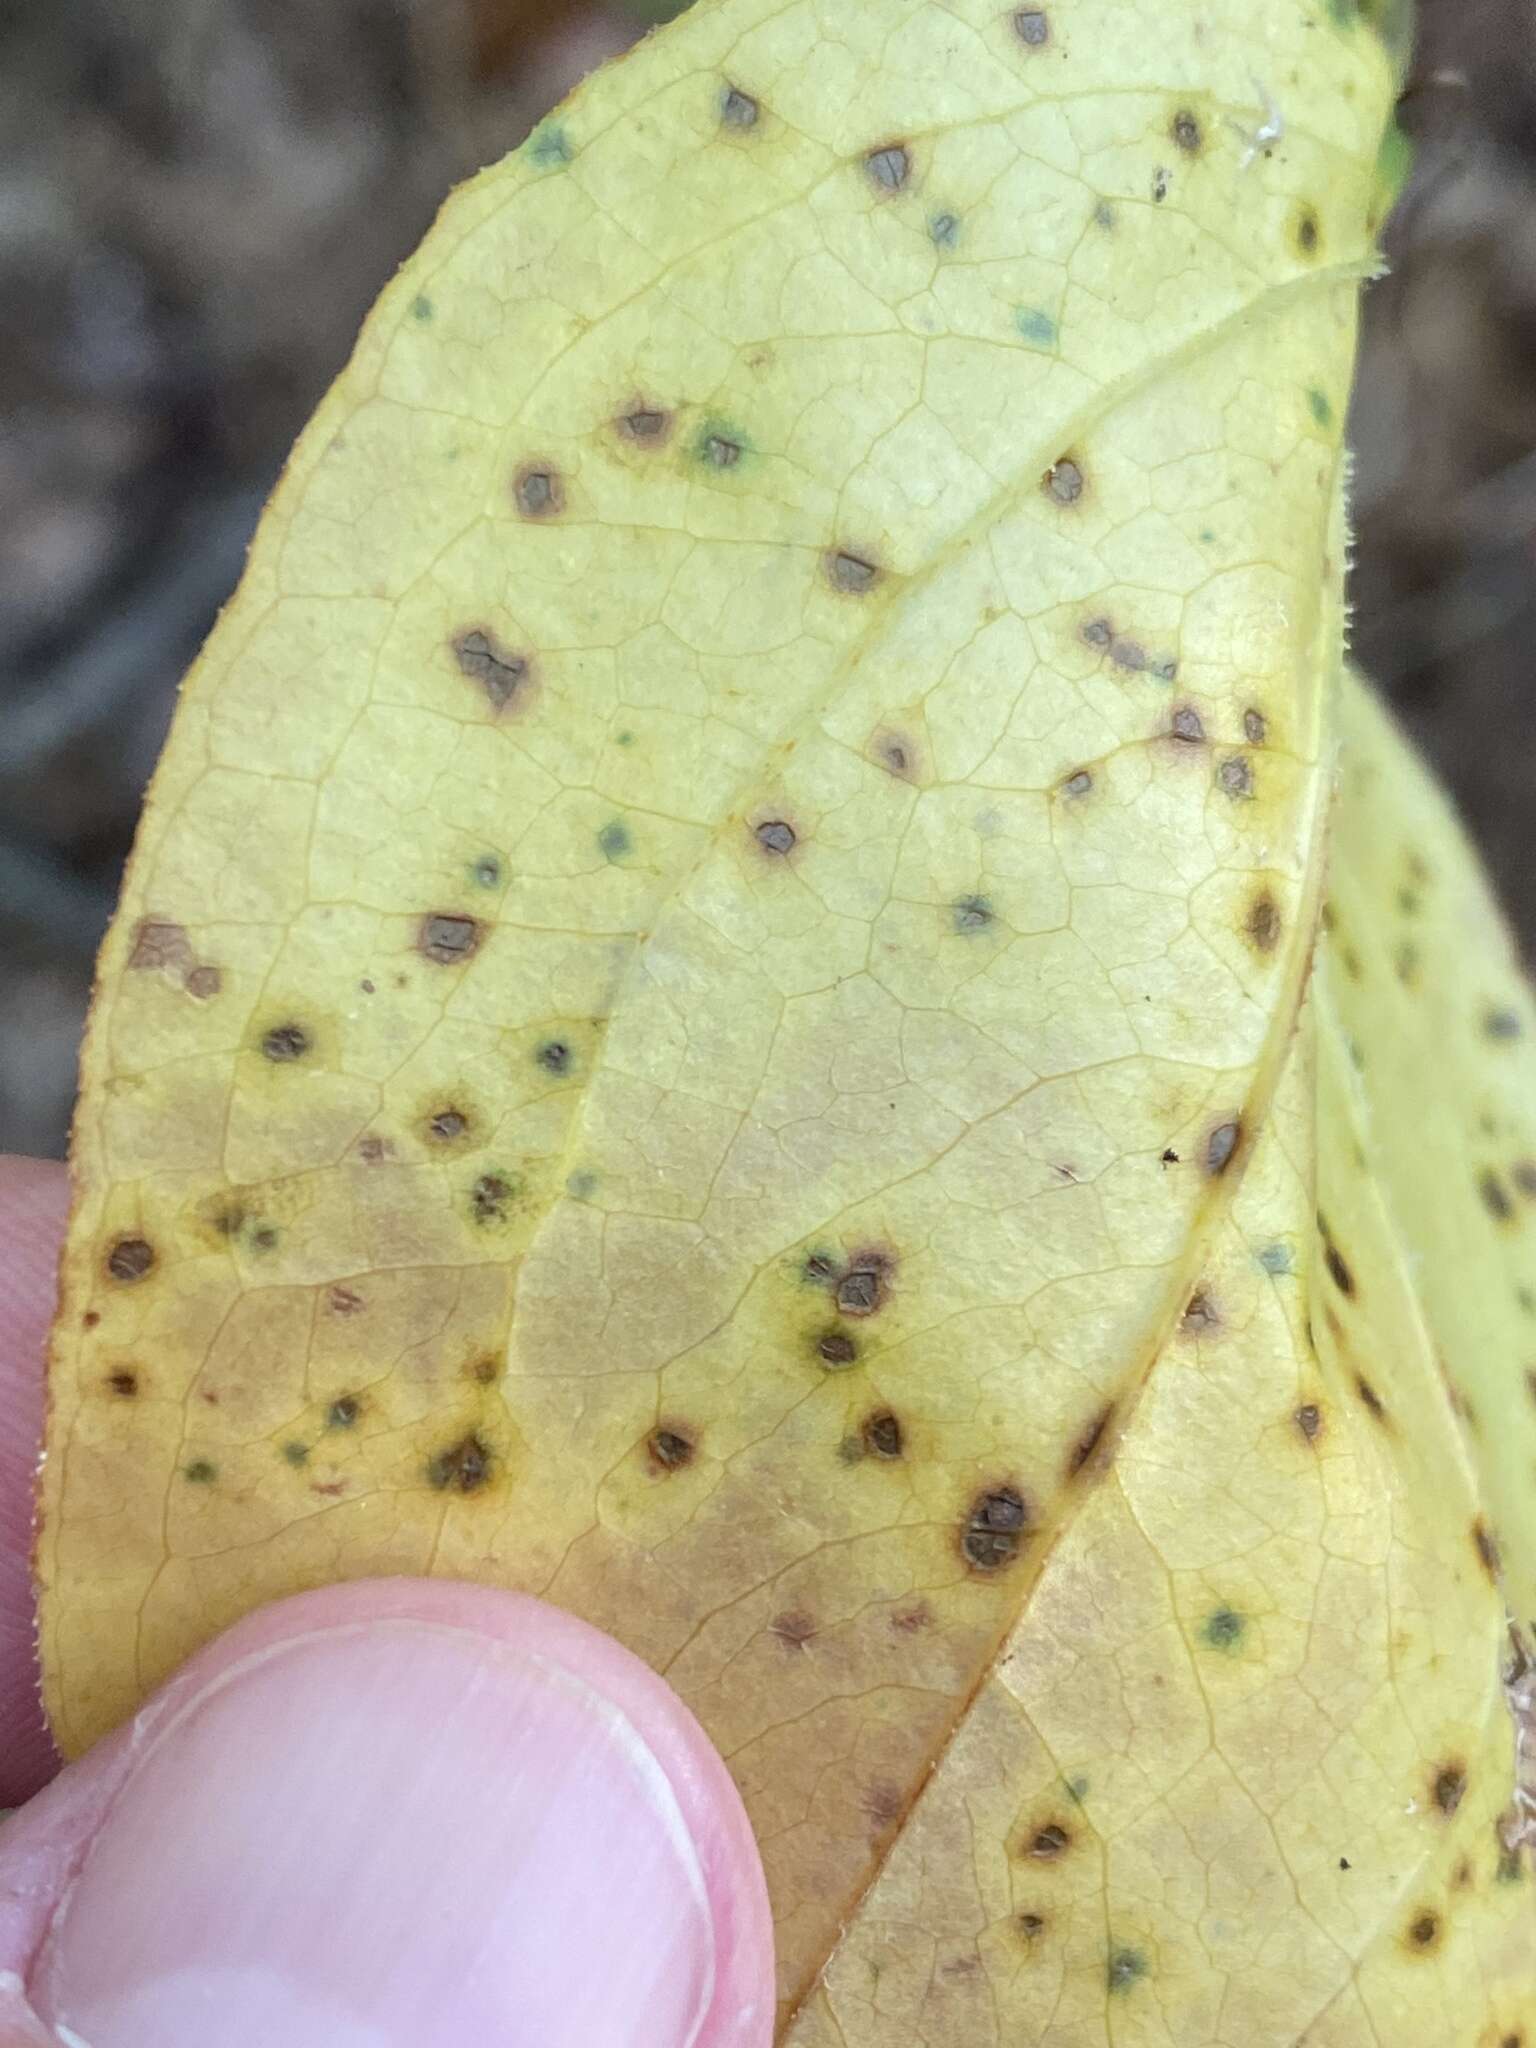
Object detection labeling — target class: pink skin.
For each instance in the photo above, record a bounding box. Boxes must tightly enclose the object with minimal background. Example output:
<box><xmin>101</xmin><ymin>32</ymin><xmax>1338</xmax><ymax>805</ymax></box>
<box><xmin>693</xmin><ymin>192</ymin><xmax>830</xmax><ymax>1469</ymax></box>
<box><xmin>0</xmin><ymin>1156</ymin><xmax>774</xmax><ymax>2047</ymax></box>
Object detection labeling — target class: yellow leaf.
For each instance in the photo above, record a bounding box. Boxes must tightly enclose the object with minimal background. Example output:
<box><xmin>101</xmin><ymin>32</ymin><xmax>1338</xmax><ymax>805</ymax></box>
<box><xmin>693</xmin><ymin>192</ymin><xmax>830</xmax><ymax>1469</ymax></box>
<box><xmin>42</xmin><ymin>0</ymin><xmax>1536</xmax><ymax>2039</ymax></box>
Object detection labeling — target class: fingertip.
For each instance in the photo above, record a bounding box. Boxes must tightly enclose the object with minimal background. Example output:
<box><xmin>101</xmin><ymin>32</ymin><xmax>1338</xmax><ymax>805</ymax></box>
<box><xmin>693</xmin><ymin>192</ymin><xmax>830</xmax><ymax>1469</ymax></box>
<box><xmin>7</xmin><ymin>1579</ymin><xmax>775</xmax><ymax>2048</ymax></box>
<box><xmin>0</xmin><ymin>1155</ymin><xmax>69</xmax><ymax>1805</ymax></box>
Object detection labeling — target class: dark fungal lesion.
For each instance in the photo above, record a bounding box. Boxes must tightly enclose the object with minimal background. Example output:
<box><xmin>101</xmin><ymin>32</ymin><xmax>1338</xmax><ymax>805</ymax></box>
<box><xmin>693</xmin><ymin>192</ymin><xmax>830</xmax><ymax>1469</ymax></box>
<box><xmin>616</xmin><ymin>403</ymin><xmax>673</xmax><ymax>445</ymax></box>
<box><xmin>418</xmin><ymin>914</ymin><xmax>482</xmax><ymax>965</ymax></box>
<box><xmin>1026</xmin><ymin>1821</ymin><xmax>1071</xmax><ymax>1859</ymax></box>
<box><xmin>1013</xmin><ymin>7</ymin><xmax>1050</xmax><ymax>45</ymax></box>
<box><xmin>1478</xmin><ymin>1168</ymin><xmax>1516</xmax><ymax>1223</ymax></box>
<box><xmin>261</xmin><ymin>1021</ymin><xmax>311</xmax><ymax>1063</ymax></box>
<box><xmin>647</xmin><ymin>1425</ymin><xmax>695</xmax><ymax>1472</ymax></box>
<box><xmin>1042</xmin><ymin>456</ymin><xmax>1084</xmax><ymax>504</ymax></box>
<box><xmin>865</xmin><ymin>142</ymin><xmax>912</xmax><ymax>193</ymax></box>
<box><xmin>327</xmin><ymin>1395</ymin><xmax>360</xmax><ymax>1429</ymax></box>
<box><xmin>1431</xmin><ymin>1763</ymin><xmax>1467</xmax><ymax>1816</ymax></box>
<box><xmin>427</xmin><ymin>1433</ymin><xmax>493</xmax><ymax>1494</ymax></box>
<box><xmin>1170</xmin><ymin>107</ymin><xmax>1204</xmax><ymax>153</ymax></box>
<box><xmin>720</xmin><ymin>83</ymin><xmax>760</xmax><ymax>130</ymax></box>
<box><xmin>452</xmin><ymin>628</ymin><xmax>531</xmax><ymax>713</ymax></box>
<box><xmin>1294</xmin><ymin>1401</ymin><xmax>1323</xmax><ymax>1442</ymax></box>
<box><xmin>815</xmin><ymin>1329</ymin><xmax>859</xmax><ymax>1370</ymax></box>
<box><xmin>469</xmin><ymin>1173</ymin><xmax>517</xmax><ymax>1225</ymax></box>
<box><xmin>1353</xmin><ymin>1372</ymin><xmax>1388</xmax><ymax>1423</ymax></box>
<box><xmin>826</xmin><ymin>548</ymin><xmax>881</xmax><ymax>594</ymax></box>
<box><xmin>1205</xmin><ymin>1119</ymin><xmax>1241</xmax><ymax>1176</ymax></box>
<box><xmin>754</xmin><ymin>818</ymin><xmax>797</xmax><ymax>857</ymax></box>
<box><xmin>513</xmin><ymin>463</ymin><xmax>564</xmax><ymax>519</ymax></box>
<box><xmin>951</xmin><ymin>894</ymin><xmax>995</xmax><ymax>935</ymax></box>
<box><xmin>106</xmin><ymin>1236</ymin><xmax>155</xmax><ymax>1283</ymax></box>
<box><xmin>962</xmin><ymin>1485</ymin><xmax>1029</xmax><ymax>1570</ymax></box>
<box><xmin>535</xmin><ymin>1038</ymin><xmax>572</xmax><ymax>1077</ymax></box>
<box><xmin>1068</xmin><ymin>1403</ymin><xmax>1114</xmax><ymax>1476</ymax></box>
<box><xmin>861</xmin><ymin>1410</ymin><xmax>904</xmax><ymax>1459</ymax></box>
<box><xmin>1202</xmin><ymin>1605</ymin><xmax>1246</xmax><ymax>1651</ymax></box>
<box><xmin>106</xmin><ymin>1369</ymin><xmax>139</xmax><ymax>1397</ymax></box>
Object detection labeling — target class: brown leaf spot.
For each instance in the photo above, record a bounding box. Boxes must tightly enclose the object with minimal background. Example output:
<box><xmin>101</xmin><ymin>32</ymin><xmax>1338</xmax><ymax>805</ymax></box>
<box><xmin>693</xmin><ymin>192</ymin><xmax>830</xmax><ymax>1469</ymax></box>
<box><xmin>1205</xmin><ymin>1120</ymin><xmax>1241</xmax><ymax>1176</ymax></box>
<box><xmin>866</xmin><ymin>143</ymin><xmax>911</xmax><ymax>193</ymax></box>
<box><xmin>106</xmin><ymin>1237</ymin><xmax>154</xmax><ymax>1284</ymax></box>
<box><xmin>1479</xmin><ymin>1169</ymin><xmax>1516</xmax><ymax>1223</ymax></box>
<box><xmin>1182</xmin><ymin>1292</ymin><xmax>1219</xmax><ymax>1333</ymax></box>
<box><xmin>1042</xmin><ymin>456</ymin><xmax>1084</xmax><ymax>505</ymax></box>
<box><xmin>1017</xmin><ymin>1911</ymin><xmax>1047</xmax><ymax>1939</ymax></box>
<box><xmin>755</xmin><ymin>818</ymin><xmax>797</xmax><ymax>857</ymax></box>
<box><xmin>1110</xmin><ymin>638</ymin><xmax>1147</xmax><ymax>672</ymax></box>
<box><xmin>1081</xmin><ymin>616</ymin><xmax>1113</xmax><ymax>648</ymax></box>
<box><xmin>328</xmin><ymin>1285</ymin><xmax>365</xmax><ymax>1316</ymax></box>
<box><xmin>327</xmin><ymin>1395</ymin><xmax>360</xmax><ymax>1429</ymax></box>
<box><xmin>863</xmin><ymin>1781</ymin><xmax>903</xmax><ymax>1831</ymax></box>
<box><xmin>1069</xmin><ymin>1403</ymin><xmax>1114</xmax><ymax>1475</ymax></box>
<box><xmin>1219</xmin><ymin>754</ymin><xmax>1254</xmax><ymax>799</ymax></box>
<box><xmin>770</xmin><ymin>1609</ymin><xmax>818</xmax><ymax>1650</ymax></box>
<box><xmin>862</xmin><ymin>1410</ymin><xmax>904</xmax><ymax>1459</ymax></box>
<box><xmin>471</xmin><ymin>1174</ymin><xmax>514</xmax><ymax>1225</ymax></box>
<box><xmin>1294</xmin><ymin>1402</ymin><xmax>1322</xmax><ymax>1442</ymax></box>
<box><xmin>1293</xmin><ymin>203</ymin><xmax>1323</xmax><ymax>259</ymax></box>
<box><xmin>452</xmin><ymin>628</ymin><xmax>531</xmax><ymax>713</ymax></box>
<box><xmin>1062</xmin><ymin>769</ymin><xmax>1093</xmax><ymax>798</ymax></box>
<box><xmin>427</xmin><ymin>1433</ymin><xmax>492</xmax><ymax>1493</ymax></box>
<box><xmin>469</xmin><ymin>1355</ymin><xmax>500</xmax><ymax>1385</ymax></box>
<box><xmin>1028</xmin><ymin>1822</ymin><xmax>1071</xmax><ymax>1859</ymax></box>
<box><xmin>1325</xmin><ymin>1243</ymin><xmax>1356</xmax><ymax>1297</ymax></box>
<box><xmin>963</xmin><ymin>1485</ymin><xmax>1028</xmax><ymax>1570</ymax></box>
<box><xmin>836</xmin><ymin>1251</ymin><xmax>893</xmax><ymax>1318</ymax></box>
<box><xmin>1013</xmin><ymin>8</ymin><xmax>1050</xmax><ymax>46</ymax></box>
<box><xmin>1171</xmin><ymin>107</ymin><xmax>1203</xmax><ymax>153</ymax></box>
<box><xmin>1405</xmin><ymin>1910</ymin><xmax>1440</xmax><ymax>1952</ymax></box>
<box><xmin>617</xmin><ymin>404</ymin><xmax>672</xmax><ymax>444</ymax></box>
<box><xmin>648</xmin><ymin>1425</ymin><xmax>695</xmax><ymax>1471</ymax></box>
<box><xmin>428</xmin><ymin>1108</ymin><xmax>469</xmax><ymax>1143</ymax></box>
<box><xmin>1433</xmin><ymin>1764</ymin><xmax>1467</xmax><ymax>1817</ymax></box>
<box><xmin>1354</xmin><ymin>1373</ymin><xmax>1388</xmax><ymax>1423</ymax></box>
<box><xmin>106</xmin><ymin>1370</ymin><xmax>138</xmax><ymax>1397</ymax></box>
<box><xmin>129</xmin><ymin>920</ymin><xmax>192</xmax><ymax>973</ymax></box>
<box><xmin>81</xmin><ymin>1311</ymin><xmax>99</xmax><ymax>1329</ymax></box>
<box><xmin>1243</xmin><ymin>707</ymin><xmax>1268</xmax><ymax>744</ymax></box>
<box><xmin>826</xmin><ymin>549</ymin><xmax>880</xmax><ymax>595</ymax></box>
<box><xmin>1473</xmin><ymin>1517</ymin><xmax>1501</xmax><ymax>1578</ymax></box>
<box><xmin>1246</xmin><ymin>893</ymin><xmax>1281</xmax><ymax>953</ymax></box>
<box><xmin>186</xmin><ymin>964</ymin><xmax>222</xmax><ymax>1000</ymax></box>
<box><xmin>262</xmin><ymin>1023</ymin><xmax>311</xmax><ymax>1063</ymax></box>
<box><xmin>514</xmin><ymin>464</ymin><xmax>564</xmax><ymax>519</ymax></box>
<box><xmin>419</xmin><ymin>914</ymin><xmax>481</xmax><ymax>966</ymax></box>
<box><xmin>357</xmin><ymin>1136</ymin><xmax>390</xmax><ymax>1163</ymax></box>
<box><xmin>721</xmin><ymin>84</ymin><xmax>760</xmax><ymax>129</ymax></box>
<box><xmin>816</xmin><ymin>1330</ymin><xmax>859</xmax><ymax>1370</ymax></box>
<box><xmin>892</xmin><ymin>1601</ymin><xmax>932</xmax><ymax>1633</ymax></box>
<box><xmin>873</xmin><ymin>731</ymin><xmax>916</xmax><ymax>780</ymax></box>
<box><xmin>1170</xmin><ymin>705</ymin><xmax>1206</xmax><ymax>744</ymax></box>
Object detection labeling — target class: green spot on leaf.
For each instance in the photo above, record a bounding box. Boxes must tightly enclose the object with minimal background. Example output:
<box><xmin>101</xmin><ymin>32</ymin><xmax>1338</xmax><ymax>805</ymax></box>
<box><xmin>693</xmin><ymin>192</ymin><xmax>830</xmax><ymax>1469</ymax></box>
<box><xmin>529</xmin><ymin>124</ymin><xmax>574</xmax><ymax>169</ymax></box>
<box><xmin>184</xmin><ymin>1460</ymin><xmax>217</xmax><ymax>1485</ymax></box>
<box><xmin>1108</xmin><ymin>1945</ymin><xmax>1149</xmax><ymax>1993</ymax></box>
<box><xmin>1203</xmin><ymin>1605</ymin><xmax>1247</xmax><ymax>1651</ymax></box>
<box><xmin>1016</xmin><ymin>307</ymin><xmax>1057</xmax><ymax>347</ymax></box>
<box><xmin>282</xmin><ymin>1442</ymin><xmax>310</xmax><ymax>1467</ymax></box>
<box><xmin>1308</xmin><ymin>387</ymin><xmax>1333</xmax><ymax>427</ymax></box>
<box><xmin>411</xmin><ymin>294</ymin><xmax>434</xmax><ymax>322</ymax></box>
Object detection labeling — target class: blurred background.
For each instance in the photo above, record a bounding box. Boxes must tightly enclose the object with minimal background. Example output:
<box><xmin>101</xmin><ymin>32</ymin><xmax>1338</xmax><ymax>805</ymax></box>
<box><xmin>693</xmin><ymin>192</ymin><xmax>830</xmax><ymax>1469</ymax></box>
<box><xmin>1</xmin><ymin>0</ymin><xmax>1533</xmax><ymax>1158</ymax></box>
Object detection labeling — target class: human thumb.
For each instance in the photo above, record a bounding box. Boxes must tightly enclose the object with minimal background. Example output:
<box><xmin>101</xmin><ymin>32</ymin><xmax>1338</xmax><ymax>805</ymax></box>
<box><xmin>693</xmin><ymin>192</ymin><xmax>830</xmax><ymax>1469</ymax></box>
<box><xmin>0</xmin><ymin>1579</ymin><xmax>774</xmax><ymax>2047</ymax></box>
